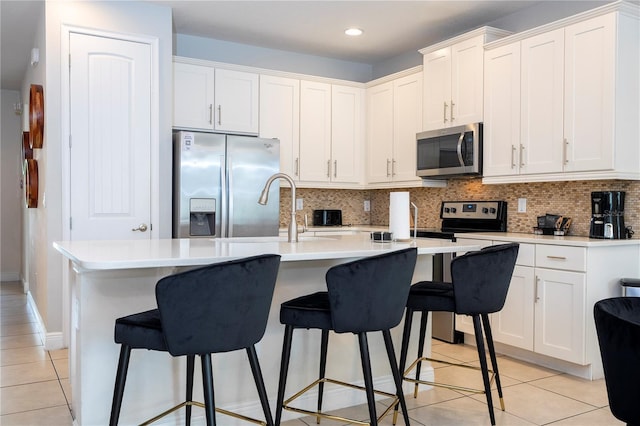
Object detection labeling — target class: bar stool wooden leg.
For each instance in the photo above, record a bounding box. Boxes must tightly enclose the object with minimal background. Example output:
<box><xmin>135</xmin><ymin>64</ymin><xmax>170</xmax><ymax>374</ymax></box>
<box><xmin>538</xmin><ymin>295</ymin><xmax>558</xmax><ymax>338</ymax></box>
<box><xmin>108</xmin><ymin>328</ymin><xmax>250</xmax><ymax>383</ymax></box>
<box><xmin>201</xmin><ymin>353</ymin><xmax>217</xmax><ymax>426</ymax></box>
<box><xmin>186</xmin><ymin>354</ymin><xmax>195</xmax><ymax>425</ymax></box>
<box><xmin>357</xmin><ymin>333</ymin><xmax>378</xmax><ymax>426</ymax></box>
<box><xmin>383</xmin><ymin>330</ymin><xmax>410</xmax><ymax>426</ymax></box>
<box><xmin>109</xmin><ymin>345</ymin><xmax>131</xmax><ymax>426</ymax></box>
<box><xmin>482</xmin><ymin>313</ymin><xmax>505</xmax><ymax>411</ymax></box>
<box><xmin>275</xmin><ymin>325</ymin><xmax>294</xmax><ymax>426</ymax></box>
<box><xmin>472</xmin><ymin>315</ymin><xmax>495</xmax><ymax>426</ymax></box>
<box><xmin>317</xmin><ymin>330</ymin><xmax>329</xmax><ymax>424</ymax></box>
<box><xmin>247</xmin><ymin>345</ymin><xmax>274</xmax><ymax>426</ymax></box>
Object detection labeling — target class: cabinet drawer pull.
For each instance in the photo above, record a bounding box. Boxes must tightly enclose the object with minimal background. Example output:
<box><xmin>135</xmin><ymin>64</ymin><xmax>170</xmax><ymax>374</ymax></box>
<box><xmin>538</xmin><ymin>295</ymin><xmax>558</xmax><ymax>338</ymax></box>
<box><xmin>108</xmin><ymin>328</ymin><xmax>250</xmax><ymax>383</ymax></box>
<box><xmin>217</xmin><ymin>105</ymin><xmax>222</xmax><ymax>126</ymax></box>
<box><xmin>519</xmin><ymin>144</ymin><xmax>525</xmax><ymax>167</ymax></box>
<box><xmin>535</xmin><ymin>276</ymin><xmax>540</xmax><ymax>302</ymax></box>
<box><xmin>563</xmin><ymin>138</ymin><xmax>569</xmax><ymax>164</ymax></box>
<box><xmin>443</xmin><ymin>102</ymin><xmax>448</xmax><ymax>123</ymax></box>
<box><xmin>511</xmin><ymin>145</ymin><xmax>517</xmax><ymax>169</ymax></box>
<box><xmin>334</xmin><ymin>160</ymin><xmax>337</xmax><ymax>178</ymax></box>
<box><xmin>386</xmin><ymin>159</ymin><xmax>391</xmax><ymax>177</ymax></box>
<box><xmin>546</xmin><ymin>255</ymin><xmax>567</xmax><ymax>260</ymax></box>
<box><xmin>295</xmin><ymin>158</ymin><xmax>299</xmax><ymax>176</ymax></box>
<box><xmin>209</xmin><ymin>104</ymin><xmax>213</xmax><ymax>125</ymax></box>
<box><xmin>450</xmin><ymin>100</ymin><xmax>455</xmax><ymax>122</ymax></box>
<box><xmin>392</xmin><ymin>159</ymin><xmax>396</xmax><ymax>176</ymax></box>
<box><xmin>327</xmin><ymin>160</ymin><xmax>331</xmax><ymax>178</ymax></box>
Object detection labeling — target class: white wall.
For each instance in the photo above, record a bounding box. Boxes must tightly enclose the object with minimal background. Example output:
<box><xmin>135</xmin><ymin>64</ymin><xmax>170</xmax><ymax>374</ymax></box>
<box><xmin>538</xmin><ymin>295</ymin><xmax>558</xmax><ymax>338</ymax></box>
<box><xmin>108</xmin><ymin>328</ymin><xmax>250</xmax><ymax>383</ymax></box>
<box><xmin>175</xmin><ymin>33</ymin><xmax>374</xmax><ymax>82</ymax></box>
<box><xmin>18</xmin><ymin>0</ymin><xmax>172</xmax><ymax>348</ymax></box>
<box><xmin>0</xmin><ymin>90</ymin><xmax>23</xmax><ymax>281</ymax></box>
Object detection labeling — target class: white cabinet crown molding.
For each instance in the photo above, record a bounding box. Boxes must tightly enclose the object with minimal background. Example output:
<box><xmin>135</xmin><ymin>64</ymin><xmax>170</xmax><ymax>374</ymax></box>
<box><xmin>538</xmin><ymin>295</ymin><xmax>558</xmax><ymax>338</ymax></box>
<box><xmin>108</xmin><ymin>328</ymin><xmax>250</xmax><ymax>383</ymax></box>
<box><xmin>364</xmin><ymin>65</ymin><xmax>423</xmax><ymax>88</ymax></box>
<box><xmin>419</xmin><ymin>26</ymin><xmax>512</xmax><ymax>55</ymax></box>
<box><xmin>173</xmin><ymin>55</ymin><xmax>366</xmax><ymax>88</ymax></box>
<box><xmin>485</xmin><ymin>0</ymin><xmax>639</xmax><ymax>50</ymax></box>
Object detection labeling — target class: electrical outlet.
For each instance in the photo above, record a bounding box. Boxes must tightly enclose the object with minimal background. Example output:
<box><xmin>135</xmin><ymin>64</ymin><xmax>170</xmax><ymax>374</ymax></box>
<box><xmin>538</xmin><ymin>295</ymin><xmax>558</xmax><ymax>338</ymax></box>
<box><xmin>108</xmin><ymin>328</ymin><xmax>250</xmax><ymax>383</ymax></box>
<box><xmin>518</xmin><ymin>198</ymin><xmax>527</xmax><ymax>213</ymax></box>
<box><xmin>296</xmin><ymin>198</ymin><xmax>303</xmax><ymax>211</ymax></box>
<box><xmin>364</xmin><ymin>200</ymin><xmax>370</xmax><ymax>212</ymax></box>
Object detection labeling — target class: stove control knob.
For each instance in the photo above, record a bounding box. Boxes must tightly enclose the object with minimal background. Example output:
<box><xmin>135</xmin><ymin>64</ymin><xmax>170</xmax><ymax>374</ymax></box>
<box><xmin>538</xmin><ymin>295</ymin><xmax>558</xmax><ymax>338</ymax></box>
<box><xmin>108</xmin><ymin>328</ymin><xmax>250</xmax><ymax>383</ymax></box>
<box><xmin>490</xmin><ymin>207</ymin><xmax>497</xmax><ymax>214</ymax></box>
<box><xmin>482</xmin><ymin>207</ymin><xmax>489</xmax><ymax>214</ymax></box>
<box><xmin>450</xmin><ymin>207</ymin><xmax>457</xmax><ymax>213</ymax></box>
<box><xmin>444</xmin><ymin>207</ymin><xmax>450</xmax><ymax>213</ymax></box>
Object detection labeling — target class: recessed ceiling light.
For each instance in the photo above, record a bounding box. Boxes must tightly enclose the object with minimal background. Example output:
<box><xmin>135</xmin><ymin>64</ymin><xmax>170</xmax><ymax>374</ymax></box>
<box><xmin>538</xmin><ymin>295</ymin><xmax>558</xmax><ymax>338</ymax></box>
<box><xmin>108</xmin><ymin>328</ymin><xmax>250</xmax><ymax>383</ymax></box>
<box><xmin>345</xmin><ymin>28</ymin><xmax>363</xmax><ymax>36</ymax></box>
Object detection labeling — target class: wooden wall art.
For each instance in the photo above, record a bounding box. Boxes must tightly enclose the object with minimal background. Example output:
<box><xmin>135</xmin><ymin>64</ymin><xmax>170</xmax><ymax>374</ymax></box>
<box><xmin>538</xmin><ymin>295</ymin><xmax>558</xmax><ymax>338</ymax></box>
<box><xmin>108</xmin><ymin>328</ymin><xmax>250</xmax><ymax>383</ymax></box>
<box><xmin>29</xmin><ymin>84</ymin><xmax>44</xmax><ymax>149</ymax></box>
<box><xmin>22</xmin><ymin>131</ymin><xmax>32</xmax><ymax>160</ymax></box>
<box><xmin>25</xmin><ymin>158</ymin><xmax>38</xmax><ymax>208</ymax></box>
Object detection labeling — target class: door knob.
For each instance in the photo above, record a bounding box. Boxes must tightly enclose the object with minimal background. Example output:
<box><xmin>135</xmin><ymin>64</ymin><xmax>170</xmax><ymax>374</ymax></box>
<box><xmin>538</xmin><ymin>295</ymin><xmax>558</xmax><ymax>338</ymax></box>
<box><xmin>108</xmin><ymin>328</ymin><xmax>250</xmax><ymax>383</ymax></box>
<box><xmin>131</xmin><ymin>223</ymin><xmax>148</xmax><ymax>232</ymax></box>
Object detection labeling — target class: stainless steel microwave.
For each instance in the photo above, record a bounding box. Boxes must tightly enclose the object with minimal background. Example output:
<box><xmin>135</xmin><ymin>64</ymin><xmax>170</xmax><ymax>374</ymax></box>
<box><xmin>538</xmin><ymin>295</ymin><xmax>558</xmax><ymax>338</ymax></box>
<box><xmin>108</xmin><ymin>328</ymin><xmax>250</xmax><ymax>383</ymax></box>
<box><xmin>416</xmin><ymin>123</ymin><xmax>482</xmax><ymax>179</ymax></box>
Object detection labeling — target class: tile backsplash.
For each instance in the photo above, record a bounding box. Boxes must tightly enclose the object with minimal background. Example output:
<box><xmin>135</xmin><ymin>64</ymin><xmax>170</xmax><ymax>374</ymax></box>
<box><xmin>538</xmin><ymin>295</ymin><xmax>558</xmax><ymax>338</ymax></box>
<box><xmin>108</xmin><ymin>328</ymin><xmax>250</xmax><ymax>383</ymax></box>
<box><xmin>281</xmin><ymin>179</ymin><xmax>639</xmax><ymax>238</ymax></box>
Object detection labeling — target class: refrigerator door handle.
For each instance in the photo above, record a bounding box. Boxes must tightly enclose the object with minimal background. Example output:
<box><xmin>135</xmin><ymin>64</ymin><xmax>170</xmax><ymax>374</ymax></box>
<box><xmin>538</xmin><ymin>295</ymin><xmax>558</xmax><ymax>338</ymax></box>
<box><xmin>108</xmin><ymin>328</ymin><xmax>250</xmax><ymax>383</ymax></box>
<box><xmin>220</xmin><ymin>154</ymin><xmax>228</xmax><ymax>238</ymax></box>
<box><xmin>227</xmin><ymin>155</ymin><xmax>234</xmax><ymax>237</ymax></box>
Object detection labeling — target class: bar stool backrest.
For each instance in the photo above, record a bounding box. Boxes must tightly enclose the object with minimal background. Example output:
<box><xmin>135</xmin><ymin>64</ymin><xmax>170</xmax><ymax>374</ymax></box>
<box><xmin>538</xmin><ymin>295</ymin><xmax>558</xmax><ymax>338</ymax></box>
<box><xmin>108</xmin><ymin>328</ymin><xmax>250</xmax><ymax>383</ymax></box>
<box><xmin>450</xmin><ymin>243</ymin><xmax>519</xmax><ymax>315</ymax></box>
<box><xmin>326</xmin><ymin>248</ymin><xmax>418</xmax><ymax>334</ymax></box>
<box><xmin>155</xmin><ymin>254</ymin><xmax>281</xmax><ymax>356</ymax></box>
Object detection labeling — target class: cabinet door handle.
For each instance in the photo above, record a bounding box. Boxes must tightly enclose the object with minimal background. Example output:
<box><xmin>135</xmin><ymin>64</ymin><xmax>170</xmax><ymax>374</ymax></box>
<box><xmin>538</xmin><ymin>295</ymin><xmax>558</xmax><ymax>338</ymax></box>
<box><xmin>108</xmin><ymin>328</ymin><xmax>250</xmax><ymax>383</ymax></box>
<box><xmin>450</xmin><ymin>100</ymin><xmax>455</xmax><ymax>122</ymax></box>
<box><xmin>386</xmin><ymin>159</ymin><xmax>391</xmax><ymax>177</ymax></box>
<box><xmin>563</xmin><ymin>138</ymin><xmax>569</xmax><ymax>164</ymax></box>
<box><xmin>546</xmin><ymin>255</ymin><xmax>567</xmax><ymax>260</ymax></box>
<box><xmin>334</xmin><ymin>160</ymin><xmax>337</xmax><ymax>178</ymax></box>
<box><xmin>535</xmin><ymin>276</ymin><xmax>540</xmax><ymax>302</ymax></box>
<box><xmin>520</xmin><ymin>144</ymin><xmax>525</xmax><ymax>167</ymax></box>
<box><xmin>327</xmin><ymin>160</ymin><xmax>331</xmax><ymax>178</ymax></box>
<box><xmin>217</xmin><ymin>105</ymin><xmax>222</xmax><ymax>126</ymax></box>
<box><xmin>511</xmin><ymin>145</ymin><xmax>517</xmax><ymax>169</ymax></box>
<box><xmin>295</xmin><ymin>158</ymin><xmax>299</xmax><ymax>176</ymax></box>
<box><xmin>392</xmin><ymin>159</ymin><xmax>397</xmax><ymax>176</ymax></box>
<box><xmin>443</xmin><ymin>102</ymin><xmax>448</xmax><ymax>123</ymax></box>
<box><xmin>209</xmin><ymin>104</ymin><xmax>213</xmax><ymax>125</ymax></box>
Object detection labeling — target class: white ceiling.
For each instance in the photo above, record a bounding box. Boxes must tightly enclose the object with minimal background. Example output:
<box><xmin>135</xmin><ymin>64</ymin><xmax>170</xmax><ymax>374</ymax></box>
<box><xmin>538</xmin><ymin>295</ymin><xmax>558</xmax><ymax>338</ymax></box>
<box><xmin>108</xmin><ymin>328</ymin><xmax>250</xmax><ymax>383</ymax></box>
<box><xmin>1</xmin><ymin>1</ymin><xmax>612</xmax><ymax>90</ymax></box>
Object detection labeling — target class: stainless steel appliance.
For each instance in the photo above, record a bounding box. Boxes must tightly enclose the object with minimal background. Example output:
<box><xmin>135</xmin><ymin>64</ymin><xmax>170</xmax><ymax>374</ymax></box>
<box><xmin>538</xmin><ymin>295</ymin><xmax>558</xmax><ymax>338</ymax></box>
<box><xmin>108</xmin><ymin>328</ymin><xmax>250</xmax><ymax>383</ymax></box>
<box><xmin>590</xmin><ymin>191</ymin><xmax>627</xmax><ymax>239</ymax></box>
<box><xmin>416</xmin><ymin>122</ymin><xmax>483</xmax><ymax>179</ymax></box>
<box><xmin>312</xmin><ymin>209</ymin><xmax>342</xmax><ymax>226</ymax></box>
<box><xmin>411</xmin><ymin>200</ymin><xmax>508</xmax><ymax>343</ymax></box>
<box><xmin>173</xmin><ymin>131</ymin><xmax>280</xmax><ymax>238</ymax></box>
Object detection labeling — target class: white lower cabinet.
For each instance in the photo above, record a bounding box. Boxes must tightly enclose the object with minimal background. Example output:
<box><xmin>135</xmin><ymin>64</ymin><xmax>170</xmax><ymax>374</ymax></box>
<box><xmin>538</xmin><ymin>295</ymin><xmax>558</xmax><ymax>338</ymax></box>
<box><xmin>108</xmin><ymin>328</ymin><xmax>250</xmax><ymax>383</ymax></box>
<box><xmin>452</xmin><ymin>238</ymin><xmax>639</xmax><ymax>377</ymax></box>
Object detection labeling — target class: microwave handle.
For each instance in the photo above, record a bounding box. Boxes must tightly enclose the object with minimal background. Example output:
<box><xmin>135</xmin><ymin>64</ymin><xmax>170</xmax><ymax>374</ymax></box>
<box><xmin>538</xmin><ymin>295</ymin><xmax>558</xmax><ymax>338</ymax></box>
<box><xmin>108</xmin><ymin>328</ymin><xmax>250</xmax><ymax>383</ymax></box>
<box><xmin>457</xmin><ymin>132</ymin><xmax>465</xmax><ymax>166</ymax></box>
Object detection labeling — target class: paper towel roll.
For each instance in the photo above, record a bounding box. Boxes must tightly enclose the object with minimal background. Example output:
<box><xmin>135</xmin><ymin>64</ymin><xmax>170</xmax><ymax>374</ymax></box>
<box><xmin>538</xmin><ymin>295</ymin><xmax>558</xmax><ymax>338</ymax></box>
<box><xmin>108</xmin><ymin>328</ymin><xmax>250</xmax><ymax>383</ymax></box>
<box><xmin>389</xmin><ymin>192</ymin><xmax>410</xmax><ymax>240</ymax></box>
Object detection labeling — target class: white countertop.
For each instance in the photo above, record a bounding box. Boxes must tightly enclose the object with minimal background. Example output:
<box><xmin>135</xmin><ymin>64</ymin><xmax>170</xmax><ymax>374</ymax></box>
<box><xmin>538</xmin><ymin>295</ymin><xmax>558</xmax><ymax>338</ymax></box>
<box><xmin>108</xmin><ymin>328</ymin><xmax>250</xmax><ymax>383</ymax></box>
<box><xmin>454</xmin><ymin>231</ymin><xmax>640</xmax><ymax>247</ymax></box>
<box><xmin>53</xmin><ymin>234</ymin><xmax>479</xmax><ymax>271</ymax></box>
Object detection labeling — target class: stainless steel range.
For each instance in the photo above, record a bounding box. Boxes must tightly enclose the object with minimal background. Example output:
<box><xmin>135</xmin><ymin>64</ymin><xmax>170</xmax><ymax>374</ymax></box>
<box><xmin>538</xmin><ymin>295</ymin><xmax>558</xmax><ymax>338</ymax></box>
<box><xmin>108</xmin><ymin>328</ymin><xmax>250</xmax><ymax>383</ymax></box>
<box><xmin>411</xmin><ymin>200</ymin><xmax>508</xmax><ymax>343</ymax></box>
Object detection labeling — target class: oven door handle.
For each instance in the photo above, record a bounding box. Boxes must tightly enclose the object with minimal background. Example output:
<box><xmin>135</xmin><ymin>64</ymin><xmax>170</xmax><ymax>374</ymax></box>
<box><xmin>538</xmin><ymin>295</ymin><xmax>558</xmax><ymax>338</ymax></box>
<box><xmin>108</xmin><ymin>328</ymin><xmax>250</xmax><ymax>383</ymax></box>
<box><xmin>457</xmin><ymin>132</ymin><xmax>465</xmax><ymax>166</ymax></box>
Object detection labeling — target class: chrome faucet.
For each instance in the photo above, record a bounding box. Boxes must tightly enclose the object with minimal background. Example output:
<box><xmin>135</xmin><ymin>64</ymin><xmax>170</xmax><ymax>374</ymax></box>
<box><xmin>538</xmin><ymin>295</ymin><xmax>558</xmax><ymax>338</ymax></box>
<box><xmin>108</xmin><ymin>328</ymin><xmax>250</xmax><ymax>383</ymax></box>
<box><xmin>258</xmin><ymin>173</ymin><xmax>298</xmax><ymax>242</ymax></box>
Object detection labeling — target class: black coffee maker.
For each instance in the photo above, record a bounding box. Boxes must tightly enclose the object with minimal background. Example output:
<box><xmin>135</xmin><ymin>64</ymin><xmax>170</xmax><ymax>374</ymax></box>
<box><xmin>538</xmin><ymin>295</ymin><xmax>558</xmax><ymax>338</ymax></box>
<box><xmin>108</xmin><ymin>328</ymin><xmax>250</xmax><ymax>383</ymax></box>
<box><xmin>590</xmin><ymin>191</ymin><xmax>626</xmax><ymax>239</ymax></box>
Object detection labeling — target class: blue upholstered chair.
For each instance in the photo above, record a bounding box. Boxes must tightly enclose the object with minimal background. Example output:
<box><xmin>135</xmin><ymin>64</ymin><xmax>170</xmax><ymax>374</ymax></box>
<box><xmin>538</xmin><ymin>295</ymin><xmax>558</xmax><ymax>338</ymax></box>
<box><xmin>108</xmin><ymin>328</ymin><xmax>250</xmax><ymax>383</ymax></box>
<box><xmin>109</xmin><ymin>254</ymin><xmax>281</xmax><ymax>426</ymax></box>
<box><xmin>274</xmin><ymin>248</ymin><xmax>418</xmax><ymax>426</ymax></box>
<box><xmin>396</xmin><ymin>242</ymin><xmax>519</xmax><ymax>426</ymax></box>
<box><xmin>594</xmin><ymin>297</ymin><xmax>640</xmax><ymax>426</ymax></box>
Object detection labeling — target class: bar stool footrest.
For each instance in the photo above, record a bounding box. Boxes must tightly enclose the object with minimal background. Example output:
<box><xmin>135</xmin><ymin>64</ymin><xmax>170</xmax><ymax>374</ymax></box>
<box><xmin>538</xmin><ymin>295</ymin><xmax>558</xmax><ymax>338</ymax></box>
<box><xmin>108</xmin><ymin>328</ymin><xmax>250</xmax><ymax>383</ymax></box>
<box><xmin>282</xmin><ymin>377</ymin><xmax>399</xmax><ymax>425</ymax></box>
<box><xmin>403</xmin><ymin>356</ymin><xmax>496</xmax><ymax>396</ymax></box>
<box><xmin>139</xmin><ymin>400</ymin><xmax>267</xmax><ymax>426</ymax></box>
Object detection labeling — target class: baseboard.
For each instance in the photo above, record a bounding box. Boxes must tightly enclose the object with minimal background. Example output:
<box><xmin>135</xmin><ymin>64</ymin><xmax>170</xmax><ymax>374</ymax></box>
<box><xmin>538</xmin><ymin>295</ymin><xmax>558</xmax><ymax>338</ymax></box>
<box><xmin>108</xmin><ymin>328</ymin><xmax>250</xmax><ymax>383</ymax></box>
<box><xmin>0</xmin><ymin>272</ymin><xmax>21</xmax><ymax>282</ymax></box>
<box><xmin>26</xmin><ymin>291</ymin><xmax>66</xmax><ymax>351</ymax></box>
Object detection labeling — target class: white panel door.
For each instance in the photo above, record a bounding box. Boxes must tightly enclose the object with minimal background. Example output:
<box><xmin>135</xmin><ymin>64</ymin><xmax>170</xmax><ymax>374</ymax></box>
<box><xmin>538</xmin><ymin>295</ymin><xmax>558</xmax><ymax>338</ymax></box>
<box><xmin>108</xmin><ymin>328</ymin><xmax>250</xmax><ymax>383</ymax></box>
<box><xmin>393</xmin><ymin>73</ymin><xmax>423</xmax><ymax>183</ymax></box>
<box><xmin>173</xmin><ymin>62</ymin><xmax>215</xmax><ymax>130</ymax></box>
<box><xmin>450</xmin><ymin>35</ymin><xmax>484</xmax><ymax>127</ymax></box>
<box><xmin>331</xmin><ymin>85</ymin><xmax>363</xmax><ymax>184</ymax></box>
<box><xmin>423</xmin><ymin>47</ymin><xmax>452</xmax><ymax>130</ymax></box>
<box><xmin>70</xmin><ymin>33</ymin><xmax>151</xmax><ymax>240</ymax></box>
<box><xmin>491</xmin><ymin>265</ymin><xmax>535</xmax><ymax>350</ymax></box>
<box><xmin>366</xmin><ymin>82</ymin><xmax>394</xmax><ymax>183</ymax></box>
<box><xmin>214</xmin><ymin>68</ymin><xmax>259</xmax><ymax>134</ymax></box>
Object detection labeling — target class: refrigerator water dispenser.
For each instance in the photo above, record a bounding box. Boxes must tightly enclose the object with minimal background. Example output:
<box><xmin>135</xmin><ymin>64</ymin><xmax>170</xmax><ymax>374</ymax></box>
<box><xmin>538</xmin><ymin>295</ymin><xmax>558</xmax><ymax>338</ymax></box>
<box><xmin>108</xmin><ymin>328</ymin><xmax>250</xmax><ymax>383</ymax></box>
<box><xmin>189</xmin><ymin>198</ymin><xmax>215</xmax><ymax>236</ymax></box>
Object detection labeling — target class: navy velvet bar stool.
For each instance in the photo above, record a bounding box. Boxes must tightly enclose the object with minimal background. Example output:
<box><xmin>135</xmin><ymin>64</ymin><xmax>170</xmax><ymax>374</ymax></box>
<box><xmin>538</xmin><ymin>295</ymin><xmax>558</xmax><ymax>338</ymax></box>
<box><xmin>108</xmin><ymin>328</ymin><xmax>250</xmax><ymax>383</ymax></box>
<box><xmin>594</xmin><ymin>297</ymin><xmax>640</xmax><ymax>426</ymax></box>
<box><xmin>274</xmin><ymin>247</ymin><xmax>418</xmax><ymax>426</ymax></box>
<box><xmin>395</xmin><ymin>243</ymin><xmax>519</xmax><ymax>426</ymax></box>
<box><xmin>108</xmin><ymin>254</ymin><xmax>281</xmax><ymax>426</ymax></box>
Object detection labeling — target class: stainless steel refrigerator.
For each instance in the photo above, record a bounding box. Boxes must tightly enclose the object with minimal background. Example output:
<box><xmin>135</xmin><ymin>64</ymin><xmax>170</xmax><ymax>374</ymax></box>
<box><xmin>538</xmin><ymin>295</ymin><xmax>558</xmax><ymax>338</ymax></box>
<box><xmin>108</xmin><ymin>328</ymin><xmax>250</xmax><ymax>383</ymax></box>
<box><xmin>173</xmin><ymin>131</ymin><xmax>280</xmax><ymax>238</ymax></box>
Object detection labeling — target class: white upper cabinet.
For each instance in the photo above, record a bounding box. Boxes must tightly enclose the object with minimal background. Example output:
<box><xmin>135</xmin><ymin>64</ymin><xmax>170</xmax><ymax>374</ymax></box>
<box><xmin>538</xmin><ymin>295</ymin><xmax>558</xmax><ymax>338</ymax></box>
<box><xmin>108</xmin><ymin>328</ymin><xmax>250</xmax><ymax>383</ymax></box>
<box><xmin>299</xmin><ymin>81</ymin><xmax>333</xmax><ymax>182</ymax></box>
<box><xmin>173</xmin><ymin>60</ymin><xmax>259</xmax><ymax>134</ymax></box>
<box><xmin>173</xmin><ymin>62</ymin><xmax>215</xmax><ymax>130</ymax></box>
<box><xmin>366</xmin><ymin>72</ymin><xmax>423</xmax><ymax>186</ymax></box>
<box><xmin>298</xmin><ymin>81</ymin><xmax>364</xmax><ymax>186</ymax></box>
<box><xmin>214</xmin><ymin>69</ymin><xmax>259</xmax><ymax>134</ymax></box>
<box><xmin>421</xmin><ymin>28</ymin><xmax>511</xmax><ymax>131</ymax></box>
<box><xmin>259</xmin><ymin>75</ymin><xmax>300</xmax><ymax>179</ymax></box>
<box><xmin>483</xmin><ymin>4</ymin><xmax>639</xmax><ymax>183</ymax></box>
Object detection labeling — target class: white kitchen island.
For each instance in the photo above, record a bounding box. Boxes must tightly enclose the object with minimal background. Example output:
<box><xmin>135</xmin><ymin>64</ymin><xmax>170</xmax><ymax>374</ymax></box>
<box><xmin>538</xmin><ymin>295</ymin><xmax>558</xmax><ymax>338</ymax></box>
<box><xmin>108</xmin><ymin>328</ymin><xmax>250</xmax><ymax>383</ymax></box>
<box><xmin>54</xmin><ymin>234</ymin><xmax>480</xmax><ymax>426</ymax></box>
